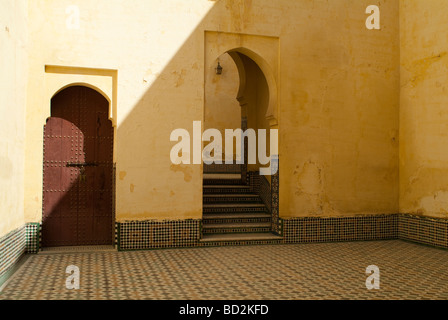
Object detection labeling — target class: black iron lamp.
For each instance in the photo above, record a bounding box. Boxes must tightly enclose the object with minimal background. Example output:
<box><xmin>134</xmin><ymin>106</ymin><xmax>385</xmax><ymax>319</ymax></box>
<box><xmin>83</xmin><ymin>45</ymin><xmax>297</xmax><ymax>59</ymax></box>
<box><xmin>215</xmin><ymin>61</ymin><xmax>223</xmax><ymax>75</ymax></box>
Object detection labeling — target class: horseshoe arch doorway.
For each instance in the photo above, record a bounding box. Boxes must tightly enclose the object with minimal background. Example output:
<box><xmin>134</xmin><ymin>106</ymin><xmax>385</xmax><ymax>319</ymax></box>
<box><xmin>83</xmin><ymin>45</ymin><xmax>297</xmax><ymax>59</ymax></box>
<box><xmin>42</xmin><ymin>85</ymin><xmax>114</xmax><ymax>247</ymax></box>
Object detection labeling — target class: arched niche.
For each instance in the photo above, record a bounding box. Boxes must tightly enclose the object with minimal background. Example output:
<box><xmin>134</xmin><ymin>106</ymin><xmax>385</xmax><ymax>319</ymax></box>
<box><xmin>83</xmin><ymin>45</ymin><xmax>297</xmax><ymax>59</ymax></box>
<box><xmin>204</xmin><ymin>31</ymin><xmax>279</xmax><ymax>128</ymax></box>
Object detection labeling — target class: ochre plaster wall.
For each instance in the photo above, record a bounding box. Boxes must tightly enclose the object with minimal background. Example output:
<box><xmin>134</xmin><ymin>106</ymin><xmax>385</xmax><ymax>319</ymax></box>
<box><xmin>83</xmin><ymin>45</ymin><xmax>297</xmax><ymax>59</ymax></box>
<box><xmin>22</xmin><ymin>0</ymin><xmax>400</xmax><ymax>224</ymax></box>
<box><xmin>204</xmin><ymin>53</ymin><xmax>241</xmax><ymax>160</ymax></box>
<box><xmin>0</xmin><ymin>0</ymin><xmax>28</xmax><ymax>237</ymax></box>
<box><xmin>24</xmin><ymin>0</ymin><xmax>216</xmax><ymax>222</ymax></box>
<box><xmin>399</xmin><ymin>0</ymin><xmax>448</xmax><ymax>218</ymax></box>
<box><xmin>275</xmin><ymin>0</ymin><xmax>400</xmax><ymax>217</ymax></box>
<box><xmin>205</xmin><ymin>53</ymin><xmax>241</xmax><ymax>134</ymax></box>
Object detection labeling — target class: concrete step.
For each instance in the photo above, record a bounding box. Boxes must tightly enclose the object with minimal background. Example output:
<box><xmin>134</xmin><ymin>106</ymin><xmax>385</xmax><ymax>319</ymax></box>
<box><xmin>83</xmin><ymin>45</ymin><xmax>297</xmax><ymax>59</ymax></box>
<box><xmin>203</xmin><ymin>203</ymin><xmax>267</xmax><ymax>214</ymax></box>
<box><xmin>203</xmin><ymin>185</ymin><xmax>252</xmax><ymax>194</ymax></box>
<box><xmin>203</xmin><ymin>173</ymin><xmax>241</xmax><ymax>179</ymax></box>
<box><xmin>200</xmin><ymin>233</ymin><xmax>283</xmax><ymax>242</ymax></box>
<box><xmin>203</xmin><ymin>173</ymin><xmax>245</xmax><ymax>185</ymax></box>
<box><xmin>203</xmin><ymin>194</ymin><xmax>262</xmax><ymax>204</ymax></box>
<box><xmin>203</xmin><ymin>213</ymin><xmax>271</xmax><ymax>224</ymax></box>
<box><xmin>204</xmin><ymin>222</ymin><xmax>271</xmax><ymax>228</ymax></box>
<box><xmin>204</xmin><ymin>194</ymin><xmax>259</xmax><ymax>198</ymax></box>
<box><xmin>204</xmin><ymin>203</ymin><xmax>266</xmax><ymax>208</ymax></box>
<box><xmin>203</xmin><ymin>212</ymin><xmax>271</xmax><ymax>219</ymax></box>
<box><xmin>203</xmin><ymin>178</ymin><xmax>245</xmax><ymax>185</ymax></box>
<box><xmin>202</xmin><ymin>222</ymin><xmax>271</xmax><ymax>235</ymax></box>
<box><xmin>203</xmin><ymin>164</ymin><xmax>242</xmax><ymax>174</ymax></box>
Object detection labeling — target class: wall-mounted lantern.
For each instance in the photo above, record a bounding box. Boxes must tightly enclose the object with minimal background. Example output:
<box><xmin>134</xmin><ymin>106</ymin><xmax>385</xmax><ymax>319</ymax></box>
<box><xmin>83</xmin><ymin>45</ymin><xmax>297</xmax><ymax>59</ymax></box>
<box><xmin>215</xmin><ymin>61</ymin><xmax>223</xmax><ymax>75</ymax></box>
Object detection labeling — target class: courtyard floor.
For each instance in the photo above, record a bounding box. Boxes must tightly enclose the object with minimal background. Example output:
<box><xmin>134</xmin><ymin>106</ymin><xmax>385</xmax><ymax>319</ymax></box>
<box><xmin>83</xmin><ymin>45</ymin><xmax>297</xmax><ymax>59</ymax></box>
<box><xmin>0</xmin><ymin>240</ymin><xmax>447</xmax><ymax>300</ymax></box>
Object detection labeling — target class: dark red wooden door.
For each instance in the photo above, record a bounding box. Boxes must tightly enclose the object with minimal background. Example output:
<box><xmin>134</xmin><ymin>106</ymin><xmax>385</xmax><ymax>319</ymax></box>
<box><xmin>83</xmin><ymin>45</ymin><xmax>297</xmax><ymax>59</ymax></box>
<box><xmin>43</xmin><ymin>86</ymin><xmax>113</xmax><ymax>246</ymax></box>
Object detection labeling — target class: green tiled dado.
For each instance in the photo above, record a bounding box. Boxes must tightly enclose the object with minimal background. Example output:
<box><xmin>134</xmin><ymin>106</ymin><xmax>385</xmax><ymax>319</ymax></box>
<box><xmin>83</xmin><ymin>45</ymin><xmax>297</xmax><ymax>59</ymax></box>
<box><xmin>4</xmin><ymin>215</ymin><xmax>448</xmax><ymax>254</ymax></box>
<box><xmin>117</xmin><ymin>220</ymin><xmax>201</xmax><ymax>250</ymax></box>
<box><xmin>399</xmin><ymin>214</ymin><xmax>448</xmax><ymax>249</ymax></box>
<box><xmin>0</xmin><ymin>226</ymin><xmax>26</xmax><ymax>287</ymax></box>
<box><xmin>25</xmin><ymin>223</ymin><xmax>40</xmax><ymax>254</ymax></box>
<box><xmin>283</xmin><ymin>214</ymin><xmax>399</xmax><ymax>244</ymax></box>
<box><xmin>0</xmin><ymin>223</ymin><xmax>41</xmax><ymax>287</ymax></box>
<box><xmin>116</xmin><ymin>214</ymin><xmax>400</xmax><ymax>250</ymax></box>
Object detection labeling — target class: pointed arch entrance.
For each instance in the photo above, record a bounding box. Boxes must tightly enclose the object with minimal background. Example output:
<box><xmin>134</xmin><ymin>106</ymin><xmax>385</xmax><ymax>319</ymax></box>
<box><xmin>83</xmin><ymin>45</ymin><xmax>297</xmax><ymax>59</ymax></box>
<box><xmin>42</xmin><ymin>85</ymin><xmax>114</xmax><ymax>246</ymax></box>
<box><xmin>202</xmin><ymin>45</ymin><xmax>281</xmax><ymax>240</ymax></box>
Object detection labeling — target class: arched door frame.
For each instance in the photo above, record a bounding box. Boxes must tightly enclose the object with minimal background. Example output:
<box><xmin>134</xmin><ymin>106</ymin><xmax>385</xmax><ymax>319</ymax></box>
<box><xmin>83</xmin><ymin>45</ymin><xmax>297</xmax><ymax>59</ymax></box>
<box><xmin>210</xmin><ymin>47</ymin><xmax>278</xmax><ymax>127</ymax></box>
<box><xmin>206</xmin><ymin>46</ymin><xmax>281</xmax><ymax>235</ymax></box>
<box><xmin>49</xmin><ymin>82</ymin><xmax>114</xmax><ymax>124</ymax></box>
<box><xmin>42</xmin><ymin>84</ymin><xmax>116</xmax><ymax>246</ymax></box>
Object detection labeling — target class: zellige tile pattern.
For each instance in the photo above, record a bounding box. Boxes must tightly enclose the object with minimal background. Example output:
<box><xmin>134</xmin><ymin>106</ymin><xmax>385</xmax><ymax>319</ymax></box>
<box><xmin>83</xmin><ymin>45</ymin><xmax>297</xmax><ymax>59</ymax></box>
<box><xmin>1</xmin><ymin>240</ymin><xmax>448</xmax><ymax>300</ymax></box>
<box><xmin>0</xmin><ymin>226</ymin><xmax>26</xmax><ymax>285</ymax></box>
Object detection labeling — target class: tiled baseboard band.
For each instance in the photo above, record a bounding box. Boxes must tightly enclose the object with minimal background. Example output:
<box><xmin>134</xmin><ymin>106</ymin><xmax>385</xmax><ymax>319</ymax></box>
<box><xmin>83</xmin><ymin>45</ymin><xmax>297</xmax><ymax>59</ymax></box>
<box><xmin>7</xmin><ymin>214</ymin><xmax>448</xmax><ymax>253</ymax></box>
<box><xmin>283</xmin><ymin>214</ymin><xmax>398</xmax><ymax>243</ymax></box>
<box><xmin>117</xmin><ymin>214</ymin><xmax>400</xmax><ymax>250</ymax></box>
<box><xmin>399</xmin><ymin>214</ymin><xmax>448</xmax><ymax>249</ymax></box>
<box><xmin>0</xmin><ymin>226</ymin><xmax>26</xmax><ymax>287</ymax></box>
<box><xmin>117</xmin><ymin>219</ymin><xmax>201</xmax><ymax>250</ymax></box>
<box><xmin>25</xmin><ymin>223</ymin><xmax>40</xmax><ymax>254</ymax></box>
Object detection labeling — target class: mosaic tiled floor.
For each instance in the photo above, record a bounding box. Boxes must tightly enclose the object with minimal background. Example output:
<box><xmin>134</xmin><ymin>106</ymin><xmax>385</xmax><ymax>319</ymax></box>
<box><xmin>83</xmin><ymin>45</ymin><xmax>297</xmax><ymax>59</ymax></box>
<box><xmin>1</xmin><ymin>240</ymin><xmax>448</xmax><ymax>300</ymax></box>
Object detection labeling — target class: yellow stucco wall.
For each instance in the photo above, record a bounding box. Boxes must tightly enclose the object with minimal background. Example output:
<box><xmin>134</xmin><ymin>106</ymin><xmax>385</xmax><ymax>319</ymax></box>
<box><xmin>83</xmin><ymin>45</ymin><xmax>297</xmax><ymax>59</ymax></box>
<box><xmin>24</xmin><ymin>0</ymin><xmax>216</xmax><ymax>222</ymax></box>
<box><xmin>204</xmin><ymin>53</ymin><xmax>241</xmax><ymax>159</ymax></box>
<box><xmin>278</xmin><ymin>0</ymin><xmax>399</xmax><ymax>217</ymax></box>
<box><xmin>0</xmin><ymin>0</ymin><xmax>28</xmax><ymax>237</ymax></box>
<box><xmin>20</xmin><ymin>0</ymin><xmax>401</xmax><ymax>224</ymax></box>
<box><xmin>399</xmin><ymin>0</ymin><xmax>448</xmax><ymax>218</ymax></box>
<box><xmin>205</xmin><ymin>53</ymin><xmax>241</xmax><ymax>134</ymax></box>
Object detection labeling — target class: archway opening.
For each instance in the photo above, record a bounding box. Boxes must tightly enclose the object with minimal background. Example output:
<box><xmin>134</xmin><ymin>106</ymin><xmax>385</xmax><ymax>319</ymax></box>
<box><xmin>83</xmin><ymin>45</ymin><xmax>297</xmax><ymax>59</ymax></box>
<box><xmin>204</xmin><ymin>51</ymin><xmax>272</xmax><ymax>173</ymax></box>
<box><xmin>202</xmin><ymin>50</ymin><xmax>280</xmax><ymax>241</ymax></box>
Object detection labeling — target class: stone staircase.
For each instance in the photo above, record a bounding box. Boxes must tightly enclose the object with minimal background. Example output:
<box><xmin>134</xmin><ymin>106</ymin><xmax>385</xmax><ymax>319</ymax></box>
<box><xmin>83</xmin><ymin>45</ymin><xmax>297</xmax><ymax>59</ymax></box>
<box><xmin>200</xmin><ymin>171</ymin><xmax>282</xmax><ymax>245</ymax></box>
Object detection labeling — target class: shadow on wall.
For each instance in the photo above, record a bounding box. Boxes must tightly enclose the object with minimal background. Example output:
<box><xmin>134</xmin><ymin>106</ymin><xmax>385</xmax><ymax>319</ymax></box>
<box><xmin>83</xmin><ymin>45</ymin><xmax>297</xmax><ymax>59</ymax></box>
<box><xmin>40</xmin><ymin>0</ymin><xmax>281</xmax><ymax>246</ymax></box>
<box><xmin>204</xmin><ymin>52</ymin><xmax>241</xmax><ymax>160</ymax></box>
<box><xmin>114</xmin><ymin>0</ymin><xmax>277</xmax><ymax>220</ymax></box>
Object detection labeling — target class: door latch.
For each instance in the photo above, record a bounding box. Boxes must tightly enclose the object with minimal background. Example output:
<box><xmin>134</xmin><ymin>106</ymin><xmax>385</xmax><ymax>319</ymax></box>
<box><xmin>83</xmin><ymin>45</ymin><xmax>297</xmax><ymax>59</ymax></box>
<box><xmin>66</xmin><ymin>163</ymin><xmax>98</xmax><ymax>182</ymax></box>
